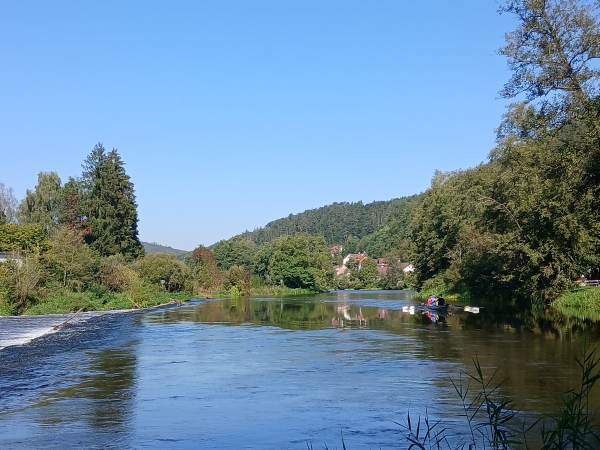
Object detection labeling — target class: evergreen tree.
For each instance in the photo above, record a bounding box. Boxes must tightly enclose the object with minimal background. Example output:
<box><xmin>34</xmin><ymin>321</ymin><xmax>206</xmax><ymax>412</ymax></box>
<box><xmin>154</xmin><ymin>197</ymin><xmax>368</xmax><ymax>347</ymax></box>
<box><xmin>80</xmin><ymin>143</ymin><xmax>144</xmax><ymax>259</ymax></box>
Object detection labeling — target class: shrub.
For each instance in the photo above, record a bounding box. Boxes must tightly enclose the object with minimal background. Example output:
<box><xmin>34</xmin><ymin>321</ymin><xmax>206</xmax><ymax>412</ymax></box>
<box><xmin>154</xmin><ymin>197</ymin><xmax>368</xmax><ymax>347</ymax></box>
<box><xmin>0</xmin><ymin>254</ymin><xmax>43</xmax><ymax>310</ymax></box>
<box><xmin>98</xmin><ymin>254</ymin><xmax>137</xmax><ymax>292</ymax></box>
<box><xmin>225</xmin><ymin>265</ymin><xmax>250</xmax><ymax>296</ymax></box>
<box><xmin>137</xmin><ymin>253</ymin><xmax>189</xmax><ymax>292</ymax></box>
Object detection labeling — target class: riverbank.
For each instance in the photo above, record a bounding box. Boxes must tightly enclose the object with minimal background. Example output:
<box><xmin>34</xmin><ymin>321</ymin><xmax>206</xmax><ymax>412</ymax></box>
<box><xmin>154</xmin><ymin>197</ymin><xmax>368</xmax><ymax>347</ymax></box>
<box><xmin>552</xmin><ymin>286</ymin><xmax>600</xmax><ymax>317</ymax></box>
<box><xmin>1</xmin><ymin>290</ymin><xmax>193</xmax><ymax>316</ymax></box>
<box><xmin>1</xmin><ymin>285</ymin><xmax>319</xmax><ymax>316</ymax></box>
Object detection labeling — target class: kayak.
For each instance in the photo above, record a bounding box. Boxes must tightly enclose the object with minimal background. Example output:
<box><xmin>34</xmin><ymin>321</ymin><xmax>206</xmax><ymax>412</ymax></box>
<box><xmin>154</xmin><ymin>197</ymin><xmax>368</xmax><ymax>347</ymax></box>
<box><xmin>418</xmin><ymin>304</ymin><xmax>449</xmax><ymax>313</ymax></box>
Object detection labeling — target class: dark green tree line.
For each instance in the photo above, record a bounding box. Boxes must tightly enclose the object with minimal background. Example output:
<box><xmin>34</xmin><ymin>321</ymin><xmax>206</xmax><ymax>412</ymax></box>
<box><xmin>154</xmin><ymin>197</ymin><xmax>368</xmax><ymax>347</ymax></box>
<box><xmin>410</xmin><ymin>0</ymin><xmax>600</xmax><ymax>302</ymax></box>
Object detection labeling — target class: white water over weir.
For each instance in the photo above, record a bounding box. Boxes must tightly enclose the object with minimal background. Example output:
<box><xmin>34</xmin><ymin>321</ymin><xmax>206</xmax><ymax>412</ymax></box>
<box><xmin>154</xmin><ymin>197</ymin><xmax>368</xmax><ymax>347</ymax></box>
<box><xmin>0</xmin><ymin>310</ymin><xmax>132</xmax><ymax>350</ymax></box>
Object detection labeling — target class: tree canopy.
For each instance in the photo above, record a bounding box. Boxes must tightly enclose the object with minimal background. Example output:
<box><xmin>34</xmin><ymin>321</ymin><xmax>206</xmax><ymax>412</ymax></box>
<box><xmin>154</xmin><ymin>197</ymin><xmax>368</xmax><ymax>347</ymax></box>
<box><xmin>80</xmin><ymin>144</ymin><xmax>144</xmax><ymax>259</ymax></box>
<box><xmin>268</xmin><ymin>233</ymin><xmax>333</xmax><ymax>291</ymax></box>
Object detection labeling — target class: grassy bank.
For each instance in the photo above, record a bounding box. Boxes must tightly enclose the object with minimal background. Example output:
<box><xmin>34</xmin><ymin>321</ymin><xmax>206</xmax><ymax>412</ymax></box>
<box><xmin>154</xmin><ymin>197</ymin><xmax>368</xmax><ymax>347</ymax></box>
<box><xmin>209</xmin><ymin>285</ymin><xmax>317</xmax><ymax>299</ymax></box>
<box><xmin>0</xmin><ymin>289</ymin><xmax>192</xmax><ymax>316</ymax></box>
<box><xmin>552</xmin><ymin>286</ymin><xmax>600</xmax><ymax>312</ymax></box>
<box><xmin>1</xmin><ymin>284</ymin><xmax>318</xmax><ymax>316</ymax></box>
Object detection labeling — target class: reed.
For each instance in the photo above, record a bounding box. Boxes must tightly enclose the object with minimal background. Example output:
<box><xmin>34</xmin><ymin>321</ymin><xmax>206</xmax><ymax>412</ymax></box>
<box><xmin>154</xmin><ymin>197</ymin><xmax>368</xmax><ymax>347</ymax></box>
<box><xmin>318</xmin><ymin>345</ymin><xmax>600</xmax><ymax>449</ymax></box>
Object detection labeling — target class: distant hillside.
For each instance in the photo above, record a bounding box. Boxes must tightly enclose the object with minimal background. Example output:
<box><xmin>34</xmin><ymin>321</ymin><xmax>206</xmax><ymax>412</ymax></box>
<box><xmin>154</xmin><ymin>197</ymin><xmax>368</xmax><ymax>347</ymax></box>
<box><xmin>237</xmin><ymin>195</ymin><xmax>422</xmax><ymax>248</ymax></box>
<box><xmin>142</xmin><ymin>242</ymin><xmax>189</xmax><ymax>260</ymax></box>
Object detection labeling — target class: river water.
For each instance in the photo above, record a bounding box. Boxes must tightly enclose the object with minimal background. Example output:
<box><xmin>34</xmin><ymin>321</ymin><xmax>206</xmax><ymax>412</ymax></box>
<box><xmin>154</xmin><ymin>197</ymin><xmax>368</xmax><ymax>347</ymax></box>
<box><xmin>1</xmin><ymin>290</ymin><xmax>599</xmax><ymax>449</ymax></box>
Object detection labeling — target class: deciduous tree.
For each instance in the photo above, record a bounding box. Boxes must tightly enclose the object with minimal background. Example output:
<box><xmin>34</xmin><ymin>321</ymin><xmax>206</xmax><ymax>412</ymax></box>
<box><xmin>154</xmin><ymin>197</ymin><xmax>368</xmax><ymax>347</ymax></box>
<box><xmin>19</xmin><ymin>172</ymin><xmax>63</xmax><ymax>233</ymax></box>
<box><xmin>499</xmin><ymin>0</ymin><xmax>600</xmax><ymax>129</ymax></box>
<box><xmin>45</xmin><ymin>226</ymin><xmax>95</xmax><ymax>288</ymax></box>
<box><xmin>268</xmin><ymin>233</ymin><xmax>333</xmax><ymax>291</ymax></box>
<box><xmin>213</xmin><ymin>236</ymin><xmax>257</xmax><ymax>271</ymax></box>
<box><xmin>137</xmin><ymin>253</ymin><xmax>189</xmax><ymax>292</ymax></box>
<box><xmin>0</xmin><ymin>182</ymin><xmax>18</xmax><ymax>225</ymax></box>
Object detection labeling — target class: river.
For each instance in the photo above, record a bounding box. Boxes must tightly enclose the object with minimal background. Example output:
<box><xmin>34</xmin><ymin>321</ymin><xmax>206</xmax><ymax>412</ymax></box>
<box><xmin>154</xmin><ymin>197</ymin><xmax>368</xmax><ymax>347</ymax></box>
<box><xmin>1</xmin><ymin>290</ymin><xmax>599</xmax><ymax>449</ymax></box>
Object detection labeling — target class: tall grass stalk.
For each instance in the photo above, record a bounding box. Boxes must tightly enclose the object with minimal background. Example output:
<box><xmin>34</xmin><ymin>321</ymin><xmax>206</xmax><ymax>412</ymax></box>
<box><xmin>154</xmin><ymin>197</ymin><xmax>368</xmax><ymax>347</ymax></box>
<box><xmin>539</xmin><ymin>342</ymin><xmax>600</xmax><ymax>449</ymax></box>
<box><xmin>330</xmin><ymin>345</ymin><xmax>600</xmax><ymax>449</ymax></box>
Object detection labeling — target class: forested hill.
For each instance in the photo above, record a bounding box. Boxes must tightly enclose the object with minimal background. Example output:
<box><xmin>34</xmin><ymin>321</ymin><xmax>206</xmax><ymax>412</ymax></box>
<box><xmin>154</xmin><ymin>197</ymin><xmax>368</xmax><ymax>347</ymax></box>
<box><xmin>238</xmin><ymin>195</ymin><xmax>421</xmax><ymax>247</ymax></box>
<box><xmin>142</xmin><ymin>242</ymin><xmax>189</xmax><ymax>260</ymax></box>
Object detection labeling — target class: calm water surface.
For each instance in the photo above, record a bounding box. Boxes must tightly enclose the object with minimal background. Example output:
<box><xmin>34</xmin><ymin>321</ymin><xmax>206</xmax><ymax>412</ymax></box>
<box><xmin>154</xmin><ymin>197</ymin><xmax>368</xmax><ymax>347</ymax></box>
<box><xmin>1</xmin><ymin>290</ymin><xmax>599</xmax><ymax>449</ymax></box>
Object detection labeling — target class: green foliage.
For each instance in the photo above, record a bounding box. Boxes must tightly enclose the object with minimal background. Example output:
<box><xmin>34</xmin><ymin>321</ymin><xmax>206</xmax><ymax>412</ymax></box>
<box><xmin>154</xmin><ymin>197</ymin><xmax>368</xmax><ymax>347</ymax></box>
<box><xmin>142</xmin><ymin>242</ymin><xmax>189</xmax><ymax>260</ymax></box>
<box><xmin>0</xmin><ymin>253</ymin><xmax>43</xmax><ymax>311</ymax></box>
<box><xmin>224</xmin><ymin>265</ymin><xmax>250</xmax><ymax>296</ymax></box>
<box><xmin>499</xmin><ymin>0</ymin><xmax>600</xmax><ymax>131</ymax></box>
<box><xmin>44</xmin><ymin>226</ymin><xmax>96</xmax><ymax>288</ymax></box>
<box><xmin>0</xmin><ymin>182</ymin><xmax>18</xmax><ymax>224</ymax></box>
<box><xmin>98</xmin><ymin>254</ymin><xmax>136</xmax><ymax>292</ymax></box>
<box><xmin>0</xmin><ymin>223</ymin><xmax>46</xmax><ymax>252</ymax></box>
<box><xmin>553</xmin><ymin>287</ymin><xmax>600</xmax><ymax>310</ymax></box>
<box><xmin>21</xmin><ymin>286</ymin><xmax>190</xmax><ymax>315</ymax></box>
<box><xmin>186</xmin><ymin>245</ymin><xmax>223</xmax><ymax>294</ymax></box>
<box><xmin>414</xmin><ymin>273</ymin><xmax>454</xmax><ymax>300</ymax></box>
<box><xmin>237</xmin><ymin>196</ymin><xmax>419</xmax><ymax>248</ymax></box>
<box><xmin>80</xmin><ymin>143</ymin><xmax>144</xmax><ymax>259</ymax></box>
<box><xmin>268</xmin><ymin>233</ymin><xmax>333</xmax><ymax>291</ymax></box>
<box><xmin>411</xmin><ymin>105</ymin><xmax>600</xmax><ymax>302</ymax></box>
<box><xmin>136</xmin><ymin>253</ymin><xmax>189</xmax><ymax>292</ymax></box>
<box><xmin>252</xmin><ymin>242</ymin><xmax>274</xmax><ymax>282</ymax></box>
<box><xmin>360</xmin><ymin>197</ymin><xmax>422</xmax><ymax>258</ymax></box>
<box><xmin>380</xmin><ymin>265</ymin><xmax>405</xmax><ymax>290</ymax></box>
<box><xmin>358</xmin><ymin>258</ymin><xmax>379</xmax><ymax>288</ymax></box>
<box><xmin>212</xmin><ymin>236</ymin><xmax>257</xmax><ymax>270</ymax></box>
<box><xmin>18</xmin><ymin>172</ymin><xmax>63</xmax><ymax>233</ymax></box>
<box><xmin>407</xmin><ymin>1</ymin><xmax>600</xmax><ymax>303</ymax></box>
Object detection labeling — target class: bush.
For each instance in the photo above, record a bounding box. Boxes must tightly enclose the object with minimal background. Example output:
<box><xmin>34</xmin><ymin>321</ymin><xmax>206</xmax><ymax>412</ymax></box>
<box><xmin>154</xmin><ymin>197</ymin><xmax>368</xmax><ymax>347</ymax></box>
<box><xmin>0</xmin><ymin>254</ymin><xmax>43</xmax><ymax>310</ymax></box>
<box><xmin>553</xmin><ymin>287</ymin><xmax>600</xmax><ymax>310</ymax></box>
<box><xmin>137</xmin><ymin>253</ymin><xmax>189</xmax><ymax>292</ymax></box>
<box><xmin>225</xmin><ymin>265</ymin><xmax>250</xmax><ymax>296</ymax></box>
<box><xmin>98</xmin><ymin>254</ymin><xmax>137</xmax><ymax>292</ymax></box>
<box><xmin>0</xmin><ymin>223</ymin><xmax>46</xmax><ymax>252</ymax></box>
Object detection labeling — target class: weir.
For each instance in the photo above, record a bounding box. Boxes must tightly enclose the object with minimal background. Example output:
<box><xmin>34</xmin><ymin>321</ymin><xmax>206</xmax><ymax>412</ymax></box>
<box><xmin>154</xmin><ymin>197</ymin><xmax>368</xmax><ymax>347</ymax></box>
<box><xmin>0</xmin><ymin>310</ymin><xmax>130</xmax><ymax>350</ymax></box>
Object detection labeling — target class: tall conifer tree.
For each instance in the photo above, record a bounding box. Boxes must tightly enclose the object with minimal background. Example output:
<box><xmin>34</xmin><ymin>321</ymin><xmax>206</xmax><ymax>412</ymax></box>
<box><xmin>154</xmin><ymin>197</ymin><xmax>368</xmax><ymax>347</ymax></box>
<box><xmin>81</xmin><ymin>143</ymin><xmax>144</xmax><ymax>259</ymax></box>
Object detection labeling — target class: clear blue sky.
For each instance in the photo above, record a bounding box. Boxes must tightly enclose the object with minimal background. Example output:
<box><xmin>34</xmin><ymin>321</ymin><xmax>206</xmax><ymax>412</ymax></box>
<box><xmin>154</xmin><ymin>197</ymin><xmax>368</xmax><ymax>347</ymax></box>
<box><xmin>0</xmin><ymin>1</ymin><xmax>516</xmax><ymax>250</ymax></box>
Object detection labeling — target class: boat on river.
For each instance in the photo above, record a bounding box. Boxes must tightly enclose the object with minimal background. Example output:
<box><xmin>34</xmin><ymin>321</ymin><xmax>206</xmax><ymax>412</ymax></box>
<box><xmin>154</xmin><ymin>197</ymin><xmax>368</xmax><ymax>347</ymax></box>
<box><xmin>418</xmin><ymin>304</ymin><xmax>449</xmax><ymax>313</ymax></box>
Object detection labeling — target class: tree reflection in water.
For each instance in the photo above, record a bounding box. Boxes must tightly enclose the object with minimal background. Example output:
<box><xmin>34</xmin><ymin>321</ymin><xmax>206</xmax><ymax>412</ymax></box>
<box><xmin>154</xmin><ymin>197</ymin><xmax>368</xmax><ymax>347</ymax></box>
<box><xmin>33</xmin><ymin>346</ymin><xmax>137</xmax><ymax>433</ymax></box>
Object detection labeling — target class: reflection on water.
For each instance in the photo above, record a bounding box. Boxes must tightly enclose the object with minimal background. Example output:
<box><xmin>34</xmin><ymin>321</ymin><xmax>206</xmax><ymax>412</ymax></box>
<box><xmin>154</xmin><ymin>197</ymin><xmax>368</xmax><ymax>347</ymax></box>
<box><xmin>1</xmin><ymin>290</ymin><xmax>600</xmax><ymax>449</ymax></box>
<box><xmin>0</xmin><ymin>313</ymin><xmax>138</xmax><ymax>449</ymax></box>
<box><xmin>35</xmin><ymin>347</ymin><xmax>137</xmax><ymax>430</ymax></box>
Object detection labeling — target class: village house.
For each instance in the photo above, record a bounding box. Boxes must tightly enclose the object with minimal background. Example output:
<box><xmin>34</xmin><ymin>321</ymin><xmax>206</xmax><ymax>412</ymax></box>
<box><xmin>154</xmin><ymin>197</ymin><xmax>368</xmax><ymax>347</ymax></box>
<box><xmin>375</xmin><ymin>258</ymin><xmax>388</xmax><ymax>276</ymax></box>
<box><xmin>342</xmin><ymin>252</ymin><xmax>369</xmax><ymax>267</ymax></box>
<box><xmin>399</xmin><ymin>262</ymin><xmax>415</xmax><ymax>273</ymax></box>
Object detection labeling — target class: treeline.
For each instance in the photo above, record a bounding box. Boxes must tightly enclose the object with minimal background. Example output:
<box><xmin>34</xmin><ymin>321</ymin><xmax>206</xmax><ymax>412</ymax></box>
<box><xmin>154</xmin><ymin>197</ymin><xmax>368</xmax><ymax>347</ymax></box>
<box><xmin>236</xmin><ymin>196</ymin><xmax>420</xmax><ymax>254</ymax></box>
<box><xmin>142</xmin><ymin>242</ymin><xmax>188</xmax><ymax>261</ymax></box>
<box><xmin>211</xmin><ymin>0</ymin><xmax>600</xmax><ymax>304</ymax></box>
<box><xmin>410</xmin><ymin>0</ymin><xmax>600</xmax><ymax>302</ymax></box>
<box><xmin>204</xmin><ymin>196</ymin><xmax>423</xmax><ymax>294</ymax></box>
<box><xmin>204</xmin><ymin>231</ymin><xmax>413</xmax><ymax>295</ymax></box>
<box><xmin>196</xmin><ymin>233</ymin><xmax>333</xmax><ymax>296</ymax></box>
<box><xmin>0</xmin><ymin>144</ymin><xmax>191</xmax><ymax>315</ymax></box>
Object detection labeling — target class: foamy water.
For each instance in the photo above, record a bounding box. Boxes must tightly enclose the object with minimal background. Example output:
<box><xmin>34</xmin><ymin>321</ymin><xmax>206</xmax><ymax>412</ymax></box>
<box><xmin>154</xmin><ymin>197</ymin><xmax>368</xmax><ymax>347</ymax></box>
<box><xmin>0</xmin><ymin>310</ymin><xmax>131</xmax><ymax>350</ymax></box>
